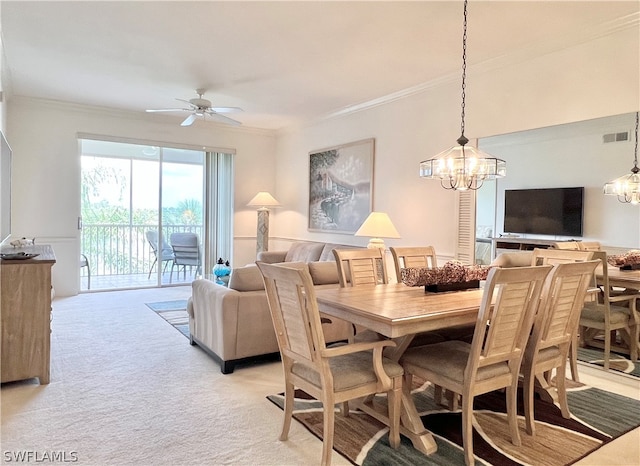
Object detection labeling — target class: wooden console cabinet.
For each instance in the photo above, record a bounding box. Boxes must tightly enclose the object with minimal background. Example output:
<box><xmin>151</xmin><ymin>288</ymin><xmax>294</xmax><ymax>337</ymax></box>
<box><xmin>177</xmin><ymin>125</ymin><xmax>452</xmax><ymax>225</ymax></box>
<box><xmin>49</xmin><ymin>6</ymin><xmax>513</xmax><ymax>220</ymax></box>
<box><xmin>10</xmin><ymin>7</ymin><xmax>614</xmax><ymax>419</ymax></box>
<box><xmin>1</xmin><ymin>244</ymin><xmax>56</xmax><ymax>384</ymax></box>
<box><xmin>490</xmin><ymin>237</ymin><xmax>559</xmax><ymax>259</ymax></box>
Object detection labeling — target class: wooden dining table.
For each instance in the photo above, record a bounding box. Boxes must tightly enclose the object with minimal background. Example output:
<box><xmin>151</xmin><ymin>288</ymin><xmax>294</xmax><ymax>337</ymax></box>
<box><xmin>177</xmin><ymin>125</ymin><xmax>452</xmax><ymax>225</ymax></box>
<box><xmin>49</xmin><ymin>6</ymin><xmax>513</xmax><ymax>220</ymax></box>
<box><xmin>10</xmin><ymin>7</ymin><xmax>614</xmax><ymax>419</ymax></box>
<box><xmin>315</xmin><ymin>283</ymin><xmax>486</xmax><ymax>457</ymax></box>
<box><xmin>600</xmin><ymin>266</ymin><xmax>640</xmax><ymax>289</ymax></box>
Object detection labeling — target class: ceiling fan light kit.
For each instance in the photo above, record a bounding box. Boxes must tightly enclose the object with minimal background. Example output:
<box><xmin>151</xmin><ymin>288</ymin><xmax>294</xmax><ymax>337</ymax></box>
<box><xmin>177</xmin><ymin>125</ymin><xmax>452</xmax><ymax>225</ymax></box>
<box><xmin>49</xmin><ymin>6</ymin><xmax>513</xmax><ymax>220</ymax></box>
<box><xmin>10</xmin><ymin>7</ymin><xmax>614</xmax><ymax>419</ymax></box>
<box><xmin>146</xmin><ymin>89</ymin><xmax>243</xmax><ymax>127</ymax></box>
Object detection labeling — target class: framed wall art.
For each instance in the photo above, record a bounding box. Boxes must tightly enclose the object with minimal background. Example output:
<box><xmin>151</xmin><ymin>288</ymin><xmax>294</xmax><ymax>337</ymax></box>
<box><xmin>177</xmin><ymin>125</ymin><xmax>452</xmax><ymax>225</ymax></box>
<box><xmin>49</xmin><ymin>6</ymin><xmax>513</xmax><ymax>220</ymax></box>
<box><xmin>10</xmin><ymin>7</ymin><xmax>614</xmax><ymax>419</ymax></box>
<box><xmin>308</xmin><ymin>138</ymin><xmax>374</xmax><ymax>234</ymax></box>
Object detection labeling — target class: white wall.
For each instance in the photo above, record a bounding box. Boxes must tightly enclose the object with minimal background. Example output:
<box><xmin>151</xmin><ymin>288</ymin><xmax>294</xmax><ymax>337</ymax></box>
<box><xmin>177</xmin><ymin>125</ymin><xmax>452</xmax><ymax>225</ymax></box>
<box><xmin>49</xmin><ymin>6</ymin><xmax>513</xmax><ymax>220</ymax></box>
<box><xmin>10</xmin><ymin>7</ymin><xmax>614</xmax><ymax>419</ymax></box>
<box><xmin>273</xmin><ymin>27</ymin><xmax>639</xmax><ymax>257</ymax></box>
<box><xmin>7</xmin><ymin>98</ymin><xmax>276</xmax><ymax>295</ymax></box>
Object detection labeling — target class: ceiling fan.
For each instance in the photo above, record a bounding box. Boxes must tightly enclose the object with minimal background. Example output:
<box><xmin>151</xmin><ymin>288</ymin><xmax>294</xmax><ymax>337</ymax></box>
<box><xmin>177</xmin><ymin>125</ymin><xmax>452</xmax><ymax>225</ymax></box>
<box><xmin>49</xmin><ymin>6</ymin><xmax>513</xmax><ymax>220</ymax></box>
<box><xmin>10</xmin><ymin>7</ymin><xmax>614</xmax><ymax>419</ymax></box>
<box><xmin>146</xmin><ymin>89</ymin><xmax>243</xmax><ymax>127</ymax></box>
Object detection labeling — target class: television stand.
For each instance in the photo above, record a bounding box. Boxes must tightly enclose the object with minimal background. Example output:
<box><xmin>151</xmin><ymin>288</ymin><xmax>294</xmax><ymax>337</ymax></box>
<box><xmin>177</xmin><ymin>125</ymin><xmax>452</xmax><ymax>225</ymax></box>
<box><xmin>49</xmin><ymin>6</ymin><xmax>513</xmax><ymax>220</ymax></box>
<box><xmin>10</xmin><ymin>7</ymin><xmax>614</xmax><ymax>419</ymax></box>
<box><xmin>491</xmin><ymin>237</ymin><xmax>563</xmax><ymax>259</ymax></box>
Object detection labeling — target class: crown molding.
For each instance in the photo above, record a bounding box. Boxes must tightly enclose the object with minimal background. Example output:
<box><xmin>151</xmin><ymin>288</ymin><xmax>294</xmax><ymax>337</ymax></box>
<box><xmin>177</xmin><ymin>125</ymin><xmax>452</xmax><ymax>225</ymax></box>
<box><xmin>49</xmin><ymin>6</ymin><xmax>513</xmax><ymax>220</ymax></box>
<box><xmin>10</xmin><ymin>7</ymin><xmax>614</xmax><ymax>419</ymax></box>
<box><xmin>288</xmin><ymin>11</ymin><xmax>640</xmax><ymax>132</ymax></box>
<box><xmin>8</xmin><ymin>95</ymin><xmax>276</xmax><ymax>137</ymax></box>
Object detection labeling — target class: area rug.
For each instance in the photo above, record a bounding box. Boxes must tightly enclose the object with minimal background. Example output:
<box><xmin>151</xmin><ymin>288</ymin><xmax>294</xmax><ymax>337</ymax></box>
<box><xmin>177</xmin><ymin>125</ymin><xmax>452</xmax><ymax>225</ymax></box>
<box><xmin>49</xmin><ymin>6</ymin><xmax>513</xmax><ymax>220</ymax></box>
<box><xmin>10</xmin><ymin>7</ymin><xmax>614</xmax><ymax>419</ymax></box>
<box><xmin>146</xmin><ymin>300</ymin><xmax>189</xmax><ymax>338</ymax></box>
<box><xmin>267</xmin><ymin>379</ymin><xmax>640</xmax><ymax>466</ymax></box>
<box><xmin>577</xmin><ymin>346</ymin><xmax>640</xmax><ymax>379</ymax></box>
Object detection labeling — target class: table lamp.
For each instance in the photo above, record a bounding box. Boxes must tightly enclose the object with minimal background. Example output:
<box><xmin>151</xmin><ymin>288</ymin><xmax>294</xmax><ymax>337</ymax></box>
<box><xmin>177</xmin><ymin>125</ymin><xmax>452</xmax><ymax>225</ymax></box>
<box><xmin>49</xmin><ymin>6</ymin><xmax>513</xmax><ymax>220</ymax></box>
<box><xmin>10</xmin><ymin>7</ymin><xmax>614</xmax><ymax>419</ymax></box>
<box><xmin>354</xmin><ymin>211</ymin><xmax>401</xmax><ymax>249</ymax></box>
<box><xmin>247</xmin><ymin>191</ymin><xmax>281</xmax><ymax>254</ymax></box>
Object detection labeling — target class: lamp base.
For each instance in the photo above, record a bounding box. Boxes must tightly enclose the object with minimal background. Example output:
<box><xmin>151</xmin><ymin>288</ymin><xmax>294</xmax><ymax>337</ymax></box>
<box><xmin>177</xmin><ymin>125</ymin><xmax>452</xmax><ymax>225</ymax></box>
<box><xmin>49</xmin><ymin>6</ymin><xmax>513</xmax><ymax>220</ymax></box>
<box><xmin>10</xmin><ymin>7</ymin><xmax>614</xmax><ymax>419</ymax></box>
<box><xmin>367</xmin><ymin>238</ymin><xmax>385</xmax><ymax>249</ymax></box>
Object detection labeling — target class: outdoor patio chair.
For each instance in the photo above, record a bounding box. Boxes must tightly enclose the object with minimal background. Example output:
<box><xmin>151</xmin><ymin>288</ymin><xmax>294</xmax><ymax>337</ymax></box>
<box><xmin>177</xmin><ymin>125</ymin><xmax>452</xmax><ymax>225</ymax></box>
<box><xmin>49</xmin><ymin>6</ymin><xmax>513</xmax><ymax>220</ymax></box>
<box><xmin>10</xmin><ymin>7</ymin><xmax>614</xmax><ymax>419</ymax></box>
<box><xmin>80</xmin><ymin>253</ymin><xmax>91</xmax><ymax>290</ymax></box>
<box><xmin>145</xmin><ymin>230</ymin><xmax>175</xmax><ymax>279</ymax></box>
<box><xmin>169</xmin><ymin>232</ymin><xmax>202</xmax><ymax>283</ymax></box>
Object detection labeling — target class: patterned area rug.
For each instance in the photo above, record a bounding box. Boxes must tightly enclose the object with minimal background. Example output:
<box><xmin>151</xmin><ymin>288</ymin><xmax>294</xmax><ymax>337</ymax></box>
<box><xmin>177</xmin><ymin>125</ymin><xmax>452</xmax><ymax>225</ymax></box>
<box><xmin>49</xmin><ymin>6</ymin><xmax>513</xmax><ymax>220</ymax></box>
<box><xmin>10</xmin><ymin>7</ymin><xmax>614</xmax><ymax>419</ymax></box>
<box><xmin>577</xmin><ymin>346</ymin><xmax>640</xmax><ymax>379</ymax></box>
<box><xmin>146</xmin><ymin>300</ymin><xmax>189</xmax><ymax>339</ymax></box>
<box><xmin>267</xmin><ymin>378</ymin><xmax>640</xmax><ymax>465</ymax></box>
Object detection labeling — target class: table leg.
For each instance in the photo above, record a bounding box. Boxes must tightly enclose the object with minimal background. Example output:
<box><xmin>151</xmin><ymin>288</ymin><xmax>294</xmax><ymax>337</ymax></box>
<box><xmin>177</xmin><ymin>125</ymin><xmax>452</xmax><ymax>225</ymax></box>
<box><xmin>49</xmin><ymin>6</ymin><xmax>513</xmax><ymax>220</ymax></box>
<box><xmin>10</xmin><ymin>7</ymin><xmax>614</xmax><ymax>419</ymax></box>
<box><xmin>399</xmin><ymin>379</ymin><xmax>438</xmax><ymax>455</ymax></box>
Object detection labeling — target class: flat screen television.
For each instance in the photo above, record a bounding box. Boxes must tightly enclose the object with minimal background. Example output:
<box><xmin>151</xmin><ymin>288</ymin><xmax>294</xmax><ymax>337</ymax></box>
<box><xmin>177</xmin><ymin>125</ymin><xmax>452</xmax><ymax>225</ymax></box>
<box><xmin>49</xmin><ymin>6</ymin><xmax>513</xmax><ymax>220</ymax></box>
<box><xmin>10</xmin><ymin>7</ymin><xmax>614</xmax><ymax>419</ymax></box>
<box><xmin>503</xmin><ymin>187</ymin><xmax>584</xmax><ymax>237</ymax></box>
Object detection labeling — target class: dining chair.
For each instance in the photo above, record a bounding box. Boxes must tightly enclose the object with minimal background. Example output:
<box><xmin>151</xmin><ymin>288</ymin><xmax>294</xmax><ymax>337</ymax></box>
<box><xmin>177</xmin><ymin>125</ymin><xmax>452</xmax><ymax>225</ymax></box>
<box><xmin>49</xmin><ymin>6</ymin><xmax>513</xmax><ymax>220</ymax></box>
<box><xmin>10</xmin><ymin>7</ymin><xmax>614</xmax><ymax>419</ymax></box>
<box><xmin>531</xmin><ymin>248</ymin><xmax>594</xmax><ymax>266</ymax></box>
<box><xmin>332</xmin><ymin>247</ymin><xmax>394</xmax><ymax>345</ymax></box>
<box><xmin>145</xmin><ymin>230</ymin><xmax>175</xmax><ymax>279</ymax></box>
<box><xmin>530</xmin><ymin>248</ymin><xmax>595</xmax><ymax>383</ymax></box>
<box><xmin>400</xmin><ymin>265</ymin><xmax>552</xmax><ymax>466</ymax></box>
<box><xmin>579</xmin><ymin>251</ymin><xmax>640</xmax><ymax>370</ymax></box>
<box><xmin>332</xmin><ymin>247</ymin><xmax>388</xmax><ymax>287</ymax></box>
<box><xmin>389</xmin><ymin>246</ymin><xmax>437</xmax><ymax>283</ymax></box>
<box><xmin>390</xmin><ymin>245</ymin><xmax>471</xmax><ymax>348</ymax></box>
<box><xmin>550</xmin><ymin>241</ymin><xmax>581</xmax><ymax>251</ymax></box>
<box><xmin>522</xmin><ymin>259</ymin><xmax>599</xmax><ymax>436</ymax></box>
<box><xmin>169</xmin><ymin>232</ymin><xmax>202</xmax><ymax>283</ymax></box>
<box><xmin>257</xmin><ymin>261</ymin><xmax>403</xmax><ymax>466</ymax></box>
<box><xmin>550</xmin><ymin>241</ymin><xmax>601</xmax><ymax>251</ymax></box>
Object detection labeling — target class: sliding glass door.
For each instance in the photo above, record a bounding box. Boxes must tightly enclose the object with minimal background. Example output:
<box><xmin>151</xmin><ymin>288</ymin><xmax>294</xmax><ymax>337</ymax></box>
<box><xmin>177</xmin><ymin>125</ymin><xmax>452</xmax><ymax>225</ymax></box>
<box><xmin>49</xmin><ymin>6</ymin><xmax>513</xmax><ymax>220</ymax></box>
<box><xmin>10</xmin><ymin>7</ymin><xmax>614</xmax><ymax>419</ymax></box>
<box><xmin>80</xmin><ymin>138</ymin><xmax>232</xmax><ymax>291</ymax></box>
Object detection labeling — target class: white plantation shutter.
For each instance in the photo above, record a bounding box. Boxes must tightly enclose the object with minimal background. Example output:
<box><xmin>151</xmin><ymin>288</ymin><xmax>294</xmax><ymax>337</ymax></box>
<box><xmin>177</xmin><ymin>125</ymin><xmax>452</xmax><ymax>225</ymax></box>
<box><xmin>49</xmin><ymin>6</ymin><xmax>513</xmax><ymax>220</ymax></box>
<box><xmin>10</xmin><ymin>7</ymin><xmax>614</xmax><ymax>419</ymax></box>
<box><xmin>455</xmin><ymin>190</ymin><xmax>476</xmax><ymax>264</ymax></box>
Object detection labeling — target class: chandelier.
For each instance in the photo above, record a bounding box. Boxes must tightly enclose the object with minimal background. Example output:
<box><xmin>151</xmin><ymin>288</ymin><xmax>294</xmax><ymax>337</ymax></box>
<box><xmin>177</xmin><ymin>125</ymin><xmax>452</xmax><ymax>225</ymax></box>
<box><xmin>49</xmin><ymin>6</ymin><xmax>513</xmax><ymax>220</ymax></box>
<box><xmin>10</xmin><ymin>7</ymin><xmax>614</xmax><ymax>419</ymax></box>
<box><xmin>419</xmin><ymin>0</ymin><xmax>506</xmax><ymax>190</ymax></box>
<box><xmin>603</xmin><ymin>112</ymin><xmax>640</xmax><ymax>204</ymax></box>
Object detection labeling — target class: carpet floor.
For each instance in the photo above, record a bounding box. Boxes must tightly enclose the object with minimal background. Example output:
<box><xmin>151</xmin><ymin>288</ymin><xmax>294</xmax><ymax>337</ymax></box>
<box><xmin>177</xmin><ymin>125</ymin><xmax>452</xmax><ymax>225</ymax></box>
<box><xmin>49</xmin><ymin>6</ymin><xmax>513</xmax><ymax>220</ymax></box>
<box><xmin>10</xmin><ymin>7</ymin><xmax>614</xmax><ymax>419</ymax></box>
<box><xmin>268</xmin><ymin>378</ymin><xmax>640</xmax><ymax>466</ymax></box>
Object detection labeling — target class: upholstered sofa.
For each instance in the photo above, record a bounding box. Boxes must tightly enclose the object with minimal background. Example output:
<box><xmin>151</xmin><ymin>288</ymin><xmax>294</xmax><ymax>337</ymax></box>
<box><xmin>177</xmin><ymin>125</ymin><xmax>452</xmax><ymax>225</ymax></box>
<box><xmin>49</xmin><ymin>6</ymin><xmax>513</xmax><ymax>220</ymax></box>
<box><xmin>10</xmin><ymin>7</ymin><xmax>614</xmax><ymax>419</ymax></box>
<box><xmin>188</xmin><ymin>241</ymin><xmax>356</xmax><ymax>373</ymax></box>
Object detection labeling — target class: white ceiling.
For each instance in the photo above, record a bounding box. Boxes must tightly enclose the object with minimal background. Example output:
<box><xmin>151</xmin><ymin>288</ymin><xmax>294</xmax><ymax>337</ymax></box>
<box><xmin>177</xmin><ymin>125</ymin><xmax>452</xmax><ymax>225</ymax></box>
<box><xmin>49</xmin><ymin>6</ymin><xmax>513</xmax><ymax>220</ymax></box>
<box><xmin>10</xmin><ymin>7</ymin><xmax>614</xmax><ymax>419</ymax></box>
<box><xmin>2</xmin><ymin>1</ymin><xmax>638</xmax><ymax>130</ymax></box>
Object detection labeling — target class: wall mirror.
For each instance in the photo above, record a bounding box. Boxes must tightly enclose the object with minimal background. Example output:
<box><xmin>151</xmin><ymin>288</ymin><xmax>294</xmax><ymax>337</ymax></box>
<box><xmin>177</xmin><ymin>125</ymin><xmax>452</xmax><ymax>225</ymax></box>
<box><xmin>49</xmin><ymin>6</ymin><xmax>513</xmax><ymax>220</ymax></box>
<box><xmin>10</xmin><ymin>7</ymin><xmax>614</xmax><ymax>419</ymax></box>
<box><xmin>476</xmin><ymin>111</ymin><xmax>640</xmax><ymax>259</ymax></box>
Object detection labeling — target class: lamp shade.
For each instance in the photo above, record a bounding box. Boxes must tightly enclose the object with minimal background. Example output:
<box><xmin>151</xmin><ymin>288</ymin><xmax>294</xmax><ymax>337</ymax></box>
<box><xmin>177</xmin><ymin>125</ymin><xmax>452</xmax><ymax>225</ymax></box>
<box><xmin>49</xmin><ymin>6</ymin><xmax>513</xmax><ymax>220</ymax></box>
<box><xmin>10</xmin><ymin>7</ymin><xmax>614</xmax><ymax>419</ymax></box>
<box><xmin>247</xmin><ymin>192</ymin><xmax>281</xmax><ymax>208</ymax></box>
<box><xmin>355</xmin><ymin>212</ymin><xmax>401</xmax><ymax>239</ymax></box>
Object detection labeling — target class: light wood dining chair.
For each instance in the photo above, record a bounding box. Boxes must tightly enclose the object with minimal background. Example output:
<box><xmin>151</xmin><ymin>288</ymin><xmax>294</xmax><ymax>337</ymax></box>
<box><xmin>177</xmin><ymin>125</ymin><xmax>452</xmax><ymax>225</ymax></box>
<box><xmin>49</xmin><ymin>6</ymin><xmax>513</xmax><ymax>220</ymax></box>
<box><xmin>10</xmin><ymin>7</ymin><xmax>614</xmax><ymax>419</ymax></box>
<box><xmin>257</xmin><ymin>262</ymin><xmax>403</xmax><ymax>466</ymax></box>
<box><xmin>522</xmin><ymin>259</ymin><xmax>599</xmax><ymax>435</ymax></box>
<box><xmin>332</xmin><ymin>248</ymin><xmax>389</xmax><ymax>343</ymax></box>
<box><xmin>531</xmin><ymin>248</ymin><xmax>594</xmax><ymax>266</ymax></box>
<box><xmin>400</xmin><ymin>265</ymin><xmax>552</xmax><ymax>466</ymax></box>
<box><xmin>530</xmin><ymin>248</ymin><xmax>595</xmax><ymax>382</ymax></box>
<box><xmin>389</xmin><ymin>246</ymin><xmax>437</xmax><ymax>283</ymax></box>
<box><xmin>551</xmin><ymin>241</ymin><xmax>601</xmax><ymax>251</ymax></box>
<box><xmin>332</xmin><ymin>247</ymin><xmax>388</xmax><ymax>287</ymax></box>
<box><xmin>579</xmin><ymin>251</ymin><xmax>640</xmax><ymax>370</ymax></box>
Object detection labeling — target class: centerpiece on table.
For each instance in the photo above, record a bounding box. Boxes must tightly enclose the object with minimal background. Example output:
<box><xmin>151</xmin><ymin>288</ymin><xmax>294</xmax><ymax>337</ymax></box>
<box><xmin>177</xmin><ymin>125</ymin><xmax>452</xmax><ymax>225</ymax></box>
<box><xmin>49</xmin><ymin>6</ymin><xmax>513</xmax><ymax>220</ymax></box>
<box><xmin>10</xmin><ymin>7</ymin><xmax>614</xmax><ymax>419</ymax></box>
<box><xmin>607</xmin><ymin>250</ymin><xmax>640</xmax><ymax>270</ymax></box>
<box><xmin>401</xmin><ymin>260</ymin><xmax>492</xmax><ymax>292</ymax></box>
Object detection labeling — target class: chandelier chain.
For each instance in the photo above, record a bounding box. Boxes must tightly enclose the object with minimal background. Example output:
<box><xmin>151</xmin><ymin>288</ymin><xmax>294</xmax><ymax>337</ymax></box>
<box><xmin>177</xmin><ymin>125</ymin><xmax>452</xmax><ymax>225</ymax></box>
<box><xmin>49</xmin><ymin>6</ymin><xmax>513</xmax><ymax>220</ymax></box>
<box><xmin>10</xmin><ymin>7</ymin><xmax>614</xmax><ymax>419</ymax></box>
<box><xmin>460</xmin><ymin>0</ymin><xmax>468</xmax><ymax>138</ymax></box>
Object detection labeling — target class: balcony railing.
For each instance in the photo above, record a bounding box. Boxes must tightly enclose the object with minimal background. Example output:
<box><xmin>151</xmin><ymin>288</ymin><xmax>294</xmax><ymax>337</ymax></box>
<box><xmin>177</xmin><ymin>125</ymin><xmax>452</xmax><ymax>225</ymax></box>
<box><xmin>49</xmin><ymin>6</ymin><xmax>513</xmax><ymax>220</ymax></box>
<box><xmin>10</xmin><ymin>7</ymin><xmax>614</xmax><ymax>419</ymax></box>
<box><xmin>81</xmin><ymin>223</ymin><xmax>203</xmax><ymax>281</ymax></box>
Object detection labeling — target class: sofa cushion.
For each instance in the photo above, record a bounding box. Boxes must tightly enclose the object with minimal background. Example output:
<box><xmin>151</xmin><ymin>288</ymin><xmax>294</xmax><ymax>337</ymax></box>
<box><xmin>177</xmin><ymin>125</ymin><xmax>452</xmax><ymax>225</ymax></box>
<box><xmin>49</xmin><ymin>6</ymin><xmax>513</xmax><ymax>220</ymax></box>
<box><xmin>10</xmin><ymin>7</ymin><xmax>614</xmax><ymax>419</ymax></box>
<box><xmin>308</xmin><ymin>261</ymin><xmax>340</xmax><ymax>285</ymax></box>
<box><xmin>319</xmin><ymin>243</ymin><xmax>358</xmax><ymax>262</ymax></box>
<box><xmin>490</xmin><ymin>251</ymin><xmax>533</xmax><ymax>268</ymax></box>
<box><xmin>284</xmin><ymin>242</ymin><xmax>325</xmax><ymax>262</ymax></box>
<box><xmin>228</xmin><ymin>266</ymin><xmax>265</xmax><ymax>292</ymax></box>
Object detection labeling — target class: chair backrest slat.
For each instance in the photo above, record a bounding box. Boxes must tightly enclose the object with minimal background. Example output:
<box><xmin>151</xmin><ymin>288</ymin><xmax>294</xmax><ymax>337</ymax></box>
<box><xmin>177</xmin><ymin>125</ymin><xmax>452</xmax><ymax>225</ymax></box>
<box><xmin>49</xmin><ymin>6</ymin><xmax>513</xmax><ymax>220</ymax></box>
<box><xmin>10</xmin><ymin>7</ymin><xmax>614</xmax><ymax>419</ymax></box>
<box><xmin>529</xmin><ymin>260</ymin><xmax>599</xmax><ymax>354</ymax></box>
<box><xmin>170</xmin><ymin>232</ymin><xmax>200</xmax><ymax>265</ymax></box>
<box><xmin>389</xmin><ymin>246</ymin><xmax>437</xmax><ymax>283</ymax></box>
<box><xmin>468</xmin><ymin>266</ymin><xmax>551</xmax><ymax>373</ymax></box>
<box><xmin>258</xmin><ymin>262</ymin><xmax>326</xmax><ymax>365</ymax></box>
<box><xmin>333</xmin><ymin>248</ymin><xmax>388</xmax><ymax>287</ymax></box>
<box><xmin>531</xmin><ymin>248</ymin><xmax>593</xmax><ymax>266</ymax></box>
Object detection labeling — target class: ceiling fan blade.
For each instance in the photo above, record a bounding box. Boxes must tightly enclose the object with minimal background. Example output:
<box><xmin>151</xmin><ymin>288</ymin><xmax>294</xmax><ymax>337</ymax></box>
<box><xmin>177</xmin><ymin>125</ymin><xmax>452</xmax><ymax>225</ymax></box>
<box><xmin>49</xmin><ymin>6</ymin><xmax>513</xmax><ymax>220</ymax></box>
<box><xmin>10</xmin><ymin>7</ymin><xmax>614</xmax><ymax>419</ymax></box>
<box><xmin>210</xmin><ymin>107</ymin><xmax>244</xmax><ymax>114</ymax></box>
<box><xmin>175</xmin><ymin>98</ymin><xmax>195</xmax><ymax>106</ymax></box>
<box><xmin>146</xmin><ymin>108</ymin><xmax>190</xmax><ymax>113</ymax></box>
<box><xmin>181</xmin><ymin>114</ymin><xmax>197</xmax><ymax>127</ymax></box>
<box><xmin>206</xmin><ymin>111</ymin><xmax>242</xmax><ymax>126</ymax></box>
